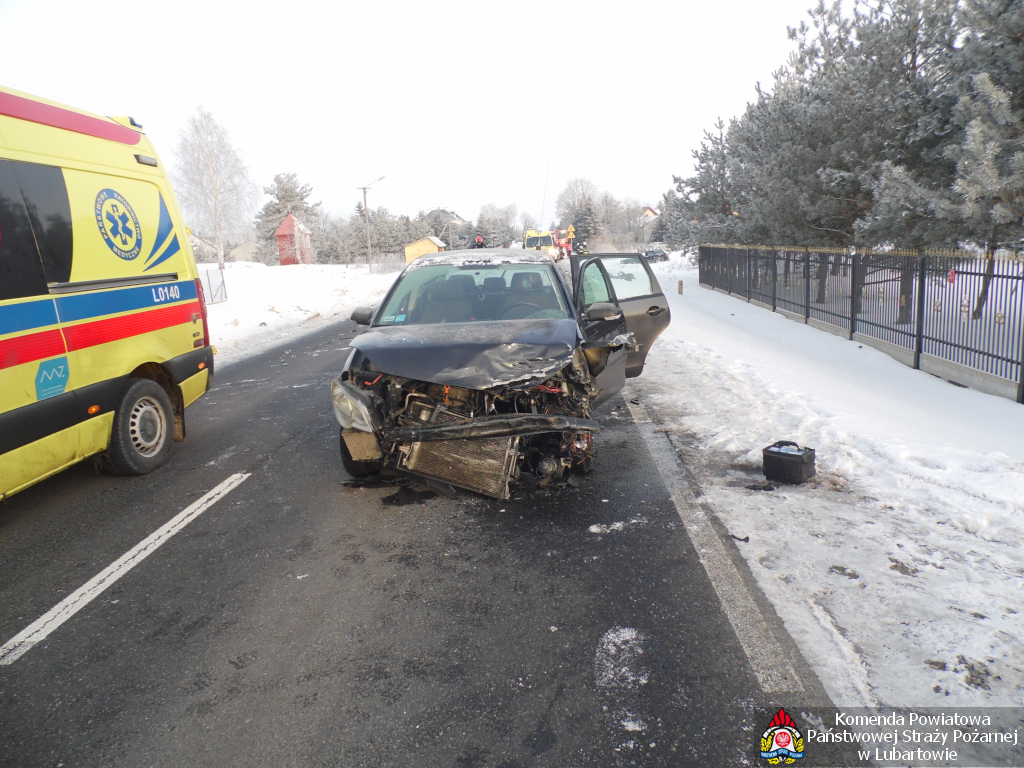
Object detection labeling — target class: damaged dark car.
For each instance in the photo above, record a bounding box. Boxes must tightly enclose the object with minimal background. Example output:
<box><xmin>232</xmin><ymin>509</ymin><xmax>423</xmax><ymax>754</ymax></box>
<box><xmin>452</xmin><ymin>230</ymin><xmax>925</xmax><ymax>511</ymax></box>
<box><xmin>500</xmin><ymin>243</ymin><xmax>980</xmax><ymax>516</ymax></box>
<box><xmin>332</xmin><ymin>250</ymin><xmax>670</xmax><ymax>499</ymax></box>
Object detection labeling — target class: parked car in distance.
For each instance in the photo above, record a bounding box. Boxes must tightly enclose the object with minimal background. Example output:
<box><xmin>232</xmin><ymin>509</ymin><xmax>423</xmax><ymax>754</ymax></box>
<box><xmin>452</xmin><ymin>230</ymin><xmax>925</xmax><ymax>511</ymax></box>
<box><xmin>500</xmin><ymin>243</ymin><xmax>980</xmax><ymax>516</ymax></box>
<box><xmin>642</xmin><ymin>249</ymin><xmax>669</xmax><ymax>263</ymax></box>
<box><xmin>334</xmin><ymin>250</ymin><xmax>671</xmax><ymax>499</ymax></box>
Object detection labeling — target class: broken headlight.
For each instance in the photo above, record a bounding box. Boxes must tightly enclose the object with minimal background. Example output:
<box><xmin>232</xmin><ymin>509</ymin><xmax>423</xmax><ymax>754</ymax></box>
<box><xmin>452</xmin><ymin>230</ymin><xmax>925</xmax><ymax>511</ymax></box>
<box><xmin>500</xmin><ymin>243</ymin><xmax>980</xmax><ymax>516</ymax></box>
<box><xmin>331</xmin><ymin>379</ymin><xmax>381</xmax><ymax>433</ymax></box>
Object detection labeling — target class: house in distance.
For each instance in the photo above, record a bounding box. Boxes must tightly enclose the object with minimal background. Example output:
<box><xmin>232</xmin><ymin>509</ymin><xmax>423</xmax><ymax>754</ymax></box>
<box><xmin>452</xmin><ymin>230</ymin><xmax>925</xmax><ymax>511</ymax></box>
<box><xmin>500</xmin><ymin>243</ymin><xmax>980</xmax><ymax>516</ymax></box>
<box><xmin>404</xmin><ymin>236</ymin><xmax>447</xmax><ymax>264</ymax></box>
<box><xmin>275</xmin><ymin>214</ymin><xmax>314</xmax><ymax>265</ymax></box>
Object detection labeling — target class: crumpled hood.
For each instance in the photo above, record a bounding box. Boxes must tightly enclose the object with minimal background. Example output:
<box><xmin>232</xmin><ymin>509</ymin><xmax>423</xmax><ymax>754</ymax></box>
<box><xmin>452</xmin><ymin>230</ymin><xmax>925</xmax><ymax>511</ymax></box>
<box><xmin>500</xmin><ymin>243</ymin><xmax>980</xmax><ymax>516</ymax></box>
<box><xmin>351</xmin><ymin>319</ymin><xmax>580</xmax><ymax>389</ymax></box>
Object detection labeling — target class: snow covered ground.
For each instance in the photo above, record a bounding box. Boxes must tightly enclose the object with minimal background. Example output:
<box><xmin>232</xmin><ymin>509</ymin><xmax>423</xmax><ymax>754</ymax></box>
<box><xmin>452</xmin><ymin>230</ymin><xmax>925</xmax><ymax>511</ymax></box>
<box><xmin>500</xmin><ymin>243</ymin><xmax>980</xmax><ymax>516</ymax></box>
<box><xmin>197</xmin><ymin>263</ymin><xmax>400</xmax><ymax>365</ymax></box>
<box><xmin>637</xmin><ymin>255</ymin><xmax>1024</xmax><ymax>709</ymax></box>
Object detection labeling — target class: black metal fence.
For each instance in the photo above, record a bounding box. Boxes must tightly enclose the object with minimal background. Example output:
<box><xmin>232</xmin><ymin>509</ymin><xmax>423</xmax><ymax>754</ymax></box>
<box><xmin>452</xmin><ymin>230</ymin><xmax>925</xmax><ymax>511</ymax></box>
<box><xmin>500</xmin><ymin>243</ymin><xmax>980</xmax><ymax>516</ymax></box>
<box><xmin>698</xmin><ymin>245</ymin><xmax>1024</xmax><ymax>403</ymax></box>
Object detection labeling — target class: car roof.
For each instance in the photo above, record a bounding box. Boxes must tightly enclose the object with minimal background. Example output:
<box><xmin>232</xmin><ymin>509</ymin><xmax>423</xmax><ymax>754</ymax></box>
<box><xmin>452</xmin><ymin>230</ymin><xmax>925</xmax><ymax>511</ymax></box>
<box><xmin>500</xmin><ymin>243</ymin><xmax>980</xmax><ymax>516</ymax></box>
<box><xmin>407</xmin><ymin>249</ymin><xmax>555</xmax><ymax>270</ymax></box>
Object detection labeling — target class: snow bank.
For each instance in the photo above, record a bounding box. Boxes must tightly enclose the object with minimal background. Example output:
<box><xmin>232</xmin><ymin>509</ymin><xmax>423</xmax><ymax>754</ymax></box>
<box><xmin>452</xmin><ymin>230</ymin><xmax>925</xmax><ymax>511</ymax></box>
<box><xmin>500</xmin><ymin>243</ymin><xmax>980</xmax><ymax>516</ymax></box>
<box><xmin>636</xmin><ymin>257</ymin><xmax>1024</xmax><ymax>708</ymax></box>
<box><xmin>197</xmin><ymin>263</ymin><xmax>400</xmax><ymax>365</ymax></box>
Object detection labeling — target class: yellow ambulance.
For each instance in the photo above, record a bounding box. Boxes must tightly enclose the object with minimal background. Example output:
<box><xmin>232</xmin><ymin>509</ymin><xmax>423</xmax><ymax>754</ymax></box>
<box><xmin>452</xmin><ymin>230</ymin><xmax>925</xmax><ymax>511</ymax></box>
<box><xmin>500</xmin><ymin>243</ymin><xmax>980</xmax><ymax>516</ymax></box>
<box><xmin>0</xmin><ymin>85</ymin><xmax>213</xmax><ymax>499</ymax></box>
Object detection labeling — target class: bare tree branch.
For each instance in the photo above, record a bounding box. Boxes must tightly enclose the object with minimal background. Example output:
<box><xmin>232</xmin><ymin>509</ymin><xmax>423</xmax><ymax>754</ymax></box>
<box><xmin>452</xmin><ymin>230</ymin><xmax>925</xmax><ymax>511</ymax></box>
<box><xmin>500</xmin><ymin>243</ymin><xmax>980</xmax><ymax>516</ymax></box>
<box><xmin>170</xmin><ymin>107</ymin><xmax>258</xmax><ymax>268</ymax></box>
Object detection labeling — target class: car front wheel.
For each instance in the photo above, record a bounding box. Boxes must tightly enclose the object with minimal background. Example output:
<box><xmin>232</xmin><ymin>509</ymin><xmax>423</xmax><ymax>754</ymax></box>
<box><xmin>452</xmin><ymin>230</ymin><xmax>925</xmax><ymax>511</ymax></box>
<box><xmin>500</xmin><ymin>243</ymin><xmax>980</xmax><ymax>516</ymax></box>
<box><xmin>105</xmin><ymin>379</ymin><xmax>174</xmax><ymax>476</ymax></box>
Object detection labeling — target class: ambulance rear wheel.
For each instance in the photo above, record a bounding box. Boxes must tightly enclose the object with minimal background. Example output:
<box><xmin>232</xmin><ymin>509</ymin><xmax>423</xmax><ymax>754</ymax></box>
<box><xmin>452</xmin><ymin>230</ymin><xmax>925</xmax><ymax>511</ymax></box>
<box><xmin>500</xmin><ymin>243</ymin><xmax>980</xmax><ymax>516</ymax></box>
<box><xmin>105</xmin><ymin>379</ymin><xmax>174</xmax><ymax>476</ymax></box>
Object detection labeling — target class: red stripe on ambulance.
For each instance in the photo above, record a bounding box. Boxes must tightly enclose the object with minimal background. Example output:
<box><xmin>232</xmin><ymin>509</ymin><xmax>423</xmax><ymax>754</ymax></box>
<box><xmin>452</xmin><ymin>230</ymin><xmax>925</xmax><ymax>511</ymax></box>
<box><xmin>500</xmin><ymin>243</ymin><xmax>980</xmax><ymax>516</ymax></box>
<box><xmin>0</xmin><ymin>329</ymin><xmax>67</xmax><ymax>371</ymax></box>
<box><xmin>0</xmin><ymin>91</ymin><xmax>141</xmax><ymax>146</ymax></box>
<box><xmin>63</xmin><ymin>302</ymin><xmax>200</xmax><ymax>352</ymax></box>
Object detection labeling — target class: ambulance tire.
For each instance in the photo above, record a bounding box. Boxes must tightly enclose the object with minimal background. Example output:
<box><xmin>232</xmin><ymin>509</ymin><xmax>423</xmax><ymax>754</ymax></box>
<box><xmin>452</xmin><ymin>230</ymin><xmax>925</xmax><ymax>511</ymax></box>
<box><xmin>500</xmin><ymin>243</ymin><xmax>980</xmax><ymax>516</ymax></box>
<box><xmin>105</xmin><ymin>379</ymin><xmax>175</xmax><ymax>476</ymax></box>
<box><xmin>339</xmin><ymin>429</ymin><xmax>383</xmax><ymax>478</ymax></box>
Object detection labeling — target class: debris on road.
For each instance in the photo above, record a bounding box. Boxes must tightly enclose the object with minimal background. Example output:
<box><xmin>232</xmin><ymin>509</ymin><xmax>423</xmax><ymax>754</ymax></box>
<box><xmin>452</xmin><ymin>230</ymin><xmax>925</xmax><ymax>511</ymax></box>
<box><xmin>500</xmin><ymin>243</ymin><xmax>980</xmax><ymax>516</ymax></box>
<box><xmin>762</xmin><ymin>441</ymin><xmax>816</xmax><ymax>484</ymax></box>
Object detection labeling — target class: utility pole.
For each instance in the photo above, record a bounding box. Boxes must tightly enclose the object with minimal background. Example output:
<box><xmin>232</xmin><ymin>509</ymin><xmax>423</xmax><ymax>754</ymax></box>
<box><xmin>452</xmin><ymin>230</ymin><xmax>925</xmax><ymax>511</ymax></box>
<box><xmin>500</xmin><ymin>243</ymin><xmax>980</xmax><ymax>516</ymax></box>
<box><xmin>357</xmin><ymin>175</ymin><xmax>384</xmax><ymax>263</ymax></box>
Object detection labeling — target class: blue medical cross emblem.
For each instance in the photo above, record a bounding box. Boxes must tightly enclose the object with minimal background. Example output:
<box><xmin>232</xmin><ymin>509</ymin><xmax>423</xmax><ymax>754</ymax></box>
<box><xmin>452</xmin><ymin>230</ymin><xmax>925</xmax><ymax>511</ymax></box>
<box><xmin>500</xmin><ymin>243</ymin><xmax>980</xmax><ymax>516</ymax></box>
<box><xmin>105</xmin><ymin>204</ymin><xmax>134</xmax><ymax>246</ymax></box>
<box><xmin>95</xmin><ymin>188</ymin><xmax>143</xmax><ymax>260</ymax></box>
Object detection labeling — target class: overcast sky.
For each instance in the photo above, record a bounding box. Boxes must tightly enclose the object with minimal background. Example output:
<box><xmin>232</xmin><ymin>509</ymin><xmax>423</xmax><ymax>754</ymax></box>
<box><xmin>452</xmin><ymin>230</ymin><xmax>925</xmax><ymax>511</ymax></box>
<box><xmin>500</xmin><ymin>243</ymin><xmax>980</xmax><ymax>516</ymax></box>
<box><xmin>0</xmin><ymin>0</ymin><xmax>820</xmax><ymax>227</ymax></box>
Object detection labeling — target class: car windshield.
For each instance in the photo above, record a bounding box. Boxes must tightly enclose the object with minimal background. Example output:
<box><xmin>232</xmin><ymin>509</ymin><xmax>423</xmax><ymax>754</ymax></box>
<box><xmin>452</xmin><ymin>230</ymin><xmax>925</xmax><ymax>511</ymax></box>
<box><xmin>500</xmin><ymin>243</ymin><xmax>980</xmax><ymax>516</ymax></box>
<box><xmin>525</xmin><ymin>236</ymin><xmax>553</xmax><ymax>247</ymax></box>
<box><xmin>376</xmin><ymin>263</ymin><xmax>572</xmax><ymax>325</ymax></box>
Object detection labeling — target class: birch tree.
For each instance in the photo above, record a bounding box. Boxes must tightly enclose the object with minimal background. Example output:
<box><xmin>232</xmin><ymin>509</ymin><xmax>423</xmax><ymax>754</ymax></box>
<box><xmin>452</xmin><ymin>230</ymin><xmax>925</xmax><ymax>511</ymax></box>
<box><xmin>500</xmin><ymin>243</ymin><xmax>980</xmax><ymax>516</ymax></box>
<box><xmin>555</xmin><ymin>178</ymin><xmax>599</xmax><ymax>223</ymax></box>
<box><xmin>171</xmin><ymin>107</ymin><xmax>258</xmax><ymax>269</ymax></box>
<box><xmin>518</xmin><ymin>211</ymin><xmax>537</xmax><ymax>236</ymax></box>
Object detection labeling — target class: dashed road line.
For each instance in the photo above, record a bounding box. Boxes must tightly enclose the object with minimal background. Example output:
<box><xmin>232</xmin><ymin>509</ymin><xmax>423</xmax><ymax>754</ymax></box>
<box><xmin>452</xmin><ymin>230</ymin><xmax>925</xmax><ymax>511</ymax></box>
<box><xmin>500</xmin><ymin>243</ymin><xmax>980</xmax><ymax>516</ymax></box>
<box><xmin>0</xmin><ymin>473</ymin><xmax>250</xmax><ymax>666</ymax></box>
<box><xmin>623</xmin><ymin>394</ymin><xmax>804</xmax><ymax>694</ymax></box>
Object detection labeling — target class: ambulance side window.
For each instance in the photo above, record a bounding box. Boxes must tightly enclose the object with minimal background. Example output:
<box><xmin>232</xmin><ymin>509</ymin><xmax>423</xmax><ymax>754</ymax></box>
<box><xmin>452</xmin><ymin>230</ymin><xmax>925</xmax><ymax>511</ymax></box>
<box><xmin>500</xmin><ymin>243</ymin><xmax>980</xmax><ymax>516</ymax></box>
<box><xmin>12</xmin><ymin>162</ymin><xmax>73</xmax><ymax>284</ymax></box>
<box><xmin>0</xmin><ymin>159</ymin><xmax>48</xmax><ymax>301</ymax></box>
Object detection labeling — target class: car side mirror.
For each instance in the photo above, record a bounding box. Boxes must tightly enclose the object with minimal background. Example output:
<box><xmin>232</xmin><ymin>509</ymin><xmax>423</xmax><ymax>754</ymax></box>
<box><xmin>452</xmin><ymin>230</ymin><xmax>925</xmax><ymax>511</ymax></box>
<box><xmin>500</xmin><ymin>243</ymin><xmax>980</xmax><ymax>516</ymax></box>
<box><xmin>586</xmin><ymin>302</ymin><xmax>621</xmax><ymax>321</ymax></box>
<box><xmin>351</xmin><ymin>306</ymin><xmax>374</xmax><ymax>325</ymax></box>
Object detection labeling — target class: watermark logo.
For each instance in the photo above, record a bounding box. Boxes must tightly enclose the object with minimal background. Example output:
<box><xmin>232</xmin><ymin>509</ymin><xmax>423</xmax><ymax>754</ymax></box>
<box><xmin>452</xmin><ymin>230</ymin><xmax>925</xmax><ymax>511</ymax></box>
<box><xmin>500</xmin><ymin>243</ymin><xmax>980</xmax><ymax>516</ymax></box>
<box><xmin>95</xmin><ymin>188</ymin><xmax>142</xmax><ymax>261</ymax></box>
<box><xmin>761</xmin><ymin>708</ymin><xmax>804</xmax><ymax>764</ymax></box>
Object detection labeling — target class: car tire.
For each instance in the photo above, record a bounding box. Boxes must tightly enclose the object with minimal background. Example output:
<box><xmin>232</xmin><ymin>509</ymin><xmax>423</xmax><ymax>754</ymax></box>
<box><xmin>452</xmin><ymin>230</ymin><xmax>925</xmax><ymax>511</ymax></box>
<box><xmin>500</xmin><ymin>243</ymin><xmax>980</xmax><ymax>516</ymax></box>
<box><xmin>339</xmin><ymin>429</ymin><xmax>384</xmax><ymax>478</ymax></box>
<box><xmin>104</xmin><ymin>379</ymin><xmax>175</xmax><ymax>476</ymax></box>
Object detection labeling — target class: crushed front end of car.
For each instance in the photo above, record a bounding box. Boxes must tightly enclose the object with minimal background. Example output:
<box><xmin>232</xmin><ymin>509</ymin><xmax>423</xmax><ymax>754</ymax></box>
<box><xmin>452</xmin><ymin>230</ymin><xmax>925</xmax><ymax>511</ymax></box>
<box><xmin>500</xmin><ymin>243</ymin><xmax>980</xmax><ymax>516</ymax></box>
<box><xmin>331</xmin><ymin>321</ymin><xmax>605</xmax><ymax>499</ymax></box>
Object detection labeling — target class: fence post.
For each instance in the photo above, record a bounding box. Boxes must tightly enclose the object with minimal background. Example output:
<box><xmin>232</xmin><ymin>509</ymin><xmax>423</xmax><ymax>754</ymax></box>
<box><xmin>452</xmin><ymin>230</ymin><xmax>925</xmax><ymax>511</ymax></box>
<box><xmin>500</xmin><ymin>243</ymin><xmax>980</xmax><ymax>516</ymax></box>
<box><xmin>849</xmin><ymin>250</ymin><xmax>858</xmax><ymax>340</ymax></box>
<box><xmin>804</xmin><ymin>250</ymin><xmax>811</xmax><ymax>323</ymax></box>
<box><xmin>729</xmin><ymin>247</ymin><xmax>735</xmax><ymax>295</ymax></box>
<box><xmin>1017</xmin><ymin>313</ymin><xmax>1024</xmax><ymax>404</ymax></box>
<box><xmin>913</xmin><ymin>255</ymin><xmax>927</xmax><ymax>370</ymax></box>
<box><xmin>771</xmin><ymin>249</ymin><xmax>778</xmax><ymax>312</ymax></box>
<box><xmin>723</xmin><ymin>248</ymin><xmax>728</xmax><ymax>294</ymax></box>
<box><xmin>746</xmin><ymin>248</ymin><xmax>752</xmax><ymax>302</ymax></box>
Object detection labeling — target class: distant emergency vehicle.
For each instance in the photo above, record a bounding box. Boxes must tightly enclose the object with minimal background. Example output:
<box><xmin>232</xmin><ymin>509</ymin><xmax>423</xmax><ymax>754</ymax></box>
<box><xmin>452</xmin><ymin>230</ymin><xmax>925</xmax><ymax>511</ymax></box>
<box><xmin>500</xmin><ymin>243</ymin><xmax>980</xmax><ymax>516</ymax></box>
<box><xmin>524</xmin><ymin>229</ymin><xmax>555</xmax><ymax>252</ymax></box>
<box><xmin>523</xmin><ymin>226</ymin><xmax>575</xmax><ymax>260</ymax></box>
<box><xmin>0</xmin><ymin>85</ymin><xmax>213</xmax><ymax>499</ymax></box>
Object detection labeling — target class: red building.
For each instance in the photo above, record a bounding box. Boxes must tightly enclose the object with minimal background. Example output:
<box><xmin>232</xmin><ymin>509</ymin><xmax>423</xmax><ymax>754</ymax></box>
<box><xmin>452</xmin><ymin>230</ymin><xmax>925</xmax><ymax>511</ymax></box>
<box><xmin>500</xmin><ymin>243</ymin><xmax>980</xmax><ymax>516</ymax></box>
<box><xmin>275</xmin><ymin>214</ymin><xmax>314</xmax><ymax>265</ymax></box>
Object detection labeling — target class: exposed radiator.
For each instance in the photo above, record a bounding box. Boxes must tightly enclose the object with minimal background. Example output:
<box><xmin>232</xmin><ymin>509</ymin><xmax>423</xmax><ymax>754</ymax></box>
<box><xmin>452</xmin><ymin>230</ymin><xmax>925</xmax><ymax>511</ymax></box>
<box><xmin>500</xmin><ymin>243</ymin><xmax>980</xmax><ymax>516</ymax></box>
<box><xmin>400</xmin><ymin>410</ymin><xmax>519</xmax><ymax>499</ymax></box>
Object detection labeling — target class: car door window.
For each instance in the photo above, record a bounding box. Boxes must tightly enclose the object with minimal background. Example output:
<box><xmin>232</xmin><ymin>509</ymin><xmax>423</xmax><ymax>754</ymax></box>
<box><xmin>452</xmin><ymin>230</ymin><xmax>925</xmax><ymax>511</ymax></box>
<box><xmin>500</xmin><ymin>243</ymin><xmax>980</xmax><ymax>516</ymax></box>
<box><xmin>12</xmin><ymin>161</ymin><xmax>73</xmax><ymax>284</ymax></box>
<box><xmin>0</xmin><ymin>159</ymin><xmax>49</xmax><ymax>301</ymax></box>
<box><xmin>601</xmin><ymin>255</ymin><xmax>654</xmax><ymax>300</ymax></box>
<box><xmin>579</xmin><ymin>262</ymin><xmax>612</xmax><ymax>308</ymax></box>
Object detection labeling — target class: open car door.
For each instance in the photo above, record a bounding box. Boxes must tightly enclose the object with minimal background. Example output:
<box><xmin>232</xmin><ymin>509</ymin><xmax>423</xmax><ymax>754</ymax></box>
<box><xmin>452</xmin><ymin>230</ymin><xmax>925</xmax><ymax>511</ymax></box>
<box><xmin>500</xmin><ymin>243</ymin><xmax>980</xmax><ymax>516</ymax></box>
<box><xmin>574</xmin><ymin>258</ymin><xmax>628</xmax><ymax>408</ymax></box>
<box><xmin>595</xmin><ymin>254</ymin><xmax>671</xmax><ymax>377</ymax></box>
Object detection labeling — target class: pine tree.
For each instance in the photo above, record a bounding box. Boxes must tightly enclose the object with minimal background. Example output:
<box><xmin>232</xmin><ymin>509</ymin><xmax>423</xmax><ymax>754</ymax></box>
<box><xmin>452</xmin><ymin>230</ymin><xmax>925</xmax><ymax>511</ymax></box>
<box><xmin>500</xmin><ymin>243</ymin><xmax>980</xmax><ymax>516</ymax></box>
<box><xmin>661</xmin><ymin>0</ymin><xmax>975</xmax><ymax>250</ymax></box>
<box><xmin>571</xmin><ymin>201</ymin><xmax>599</xmax><ymax>244</ymax></box>
<box><xmin>254</xmin><ymin>173</ymin><xmax>322</xmax><ymax>248</ymax></box>
<box><xmin>669</xmin><ymin>118</ymin><xmax>746</xmax><ymax>245</ymax></box>
<box><xmin>951</xmin><ymin>0</ymin><xmax>1024</xmax><ymax>251</ymax></box>
<box><xmin>848</xmin><ymin>0</ymin><xmax>963</xmax><ymax>249</ymax></box>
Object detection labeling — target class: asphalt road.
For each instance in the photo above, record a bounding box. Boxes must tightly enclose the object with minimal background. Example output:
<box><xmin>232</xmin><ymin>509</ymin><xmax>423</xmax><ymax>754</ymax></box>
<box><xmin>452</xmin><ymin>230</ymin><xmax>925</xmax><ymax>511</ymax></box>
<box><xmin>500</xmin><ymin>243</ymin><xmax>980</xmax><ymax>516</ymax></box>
<box><xmin>0</xmin><ymin>320</ymin><xmax>852</xmax><ymax>767</ymax></box>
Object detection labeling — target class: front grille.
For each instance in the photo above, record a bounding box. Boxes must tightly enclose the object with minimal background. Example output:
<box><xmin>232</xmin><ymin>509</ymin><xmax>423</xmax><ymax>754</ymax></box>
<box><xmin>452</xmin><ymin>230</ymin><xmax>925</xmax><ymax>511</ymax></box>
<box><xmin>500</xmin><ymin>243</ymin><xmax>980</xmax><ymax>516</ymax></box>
<box><xmin>400</xmin><ymin>410</ymin><xmax>519</xmax><ymax>498</ymax></box>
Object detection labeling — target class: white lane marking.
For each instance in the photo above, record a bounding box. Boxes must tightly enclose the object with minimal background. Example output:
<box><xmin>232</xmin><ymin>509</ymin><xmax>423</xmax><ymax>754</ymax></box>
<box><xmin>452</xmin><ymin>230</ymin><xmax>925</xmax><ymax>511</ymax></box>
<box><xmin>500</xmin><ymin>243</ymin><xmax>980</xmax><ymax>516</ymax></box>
<box><xmin>623</xmin><ymin>396</ymin><xmax>804</xmax><ymax>694</ymax></box>
<box><xmin>0</xmin><ymin>473</ymin><xmax>250</xmax><ymax>666</ymax></box>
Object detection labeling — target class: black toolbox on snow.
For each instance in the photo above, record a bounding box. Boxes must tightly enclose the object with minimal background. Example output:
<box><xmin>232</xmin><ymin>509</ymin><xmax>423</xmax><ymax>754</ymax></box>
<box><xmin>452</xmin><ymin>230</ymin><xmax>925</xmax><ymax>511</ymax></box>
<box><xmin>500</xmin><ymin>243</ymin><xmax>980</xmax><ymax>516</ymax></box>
<box><xmin>762</xmin><ymin>441</ymin><xmax>816</xmax><ymax>484</ymax></box>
